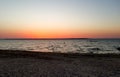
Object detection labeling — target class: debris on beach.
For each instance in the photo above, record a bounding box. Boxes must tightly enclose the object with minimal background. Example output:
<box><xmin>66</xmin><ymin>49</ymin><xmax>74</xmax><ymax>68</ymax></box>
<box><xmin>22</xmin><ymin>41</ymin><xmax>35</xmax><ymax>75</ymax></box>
<box><xmin>116</xmin><ymin>47</ymin><xmax>120</xmax><ymax>51</ymax></box>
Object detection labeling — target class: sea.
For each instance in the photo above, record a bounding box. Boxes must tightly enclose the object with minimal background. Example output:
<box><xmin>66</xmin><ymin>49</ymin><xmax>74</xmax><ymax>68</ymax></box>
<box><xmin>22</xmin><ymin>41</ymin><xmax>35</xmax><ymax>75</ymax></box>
<box><xmin>0</xmin><ymin>39</ymin><xmax>120</xmax><ymax>54</ymax></box>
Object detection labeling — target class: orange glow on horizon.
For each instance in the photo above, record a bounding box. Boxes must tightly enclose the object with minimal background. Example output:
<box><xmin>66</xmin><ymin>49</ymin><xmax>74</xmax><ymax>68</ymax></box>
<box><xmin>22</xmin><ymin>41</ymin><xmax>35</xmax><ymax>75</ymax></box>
<box><xmin>0</xmin><ymin>32</ymin><xmax>120</xmax><ymax>38</ymax></box>
<box><xmin>0</xmin><ymin>26</ymin><xmax>120</xmax><ymax>38</ymax></box>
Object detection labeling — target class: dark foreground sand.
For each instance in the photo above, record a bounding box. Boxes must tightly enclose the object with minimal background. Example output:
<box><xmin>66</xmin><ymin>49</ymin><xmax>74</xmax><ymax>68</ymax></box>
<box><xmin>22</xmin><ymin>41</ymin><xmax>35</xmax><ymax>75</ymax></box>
<box><xmin>0</xmin><ymin>50</ymin><xmax>120</xmax><ymax>77</ymax></box>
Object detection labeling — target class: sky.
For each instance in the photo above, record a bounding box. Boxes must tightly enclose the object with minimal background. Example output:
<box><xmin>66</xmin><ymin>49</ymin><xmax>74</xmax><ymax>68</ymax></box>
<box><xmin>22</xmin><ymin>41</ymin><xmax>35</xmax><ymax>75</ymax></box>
<box><xmin>0</xmin><ymin>0</ymin><xmax>120</xmax><ymax>38</ymax></box>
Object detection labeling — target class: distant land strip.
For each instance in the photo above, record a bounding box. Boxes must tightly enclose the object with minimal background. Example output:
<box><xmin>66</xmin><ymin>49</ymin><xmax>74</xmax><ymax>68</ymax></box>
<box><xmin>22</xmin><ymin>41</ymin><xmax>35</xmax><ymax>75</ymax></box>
<box><xmin>0</xmin><ymin>38</ymin><xmax>89</xmax><ymax>40</ymax></box>
<box><xmin>0</xmin><ymin>38</ymin><xmax>120</xmax><ymax>40</ymax></box>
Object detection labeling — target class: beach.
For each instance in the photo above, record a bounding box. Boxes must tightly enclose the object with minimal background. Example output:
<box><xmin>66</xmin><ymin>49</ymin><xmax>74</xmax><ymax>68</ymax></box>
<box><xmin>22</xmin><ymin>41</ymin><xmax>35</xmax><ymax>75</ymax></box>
<box><xmin>0</xmin><ymin>50</ymin><xmax>120</xmax><ymax>77</ymax></box>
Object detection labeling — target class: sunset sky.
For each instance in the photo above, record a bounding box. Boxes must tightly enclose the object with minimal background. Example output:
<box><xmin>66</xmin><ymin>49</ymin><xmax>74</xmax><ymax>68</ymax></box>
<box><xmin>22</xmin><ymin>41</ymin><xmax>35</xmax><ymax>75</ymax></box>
<box><xmin>0</xmin><ymin>0</ymin><xmax>120</xmax><ymax>38</ymax></box>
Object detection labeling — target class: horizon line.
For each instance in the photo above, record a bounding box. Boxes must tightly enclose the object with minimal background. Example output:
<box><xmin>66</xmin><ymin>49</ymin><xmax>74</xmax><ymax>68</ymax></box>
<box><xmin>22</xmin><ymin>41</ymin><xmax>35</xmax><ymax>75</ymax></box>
<box><xmin>0</xmin><ymin>38</ymin><xmax>120</xmax><ymax>40</ymax></box>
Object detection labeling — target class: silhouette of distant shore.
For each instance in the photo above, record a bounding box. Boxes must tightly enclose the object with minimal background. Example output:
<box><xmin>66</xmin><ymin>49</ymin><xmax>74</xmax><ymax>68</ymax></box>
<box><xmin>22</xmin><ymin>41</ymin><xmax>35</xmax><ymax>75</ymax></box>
<box><xmin>0</xmin><ymin>38</ymin><xmax>89</xmax><ymax>40</ymax></box>
<box><xmin>0</xmin><ymin>38</ymin><xmax>120</xmax><ymax>40</ymax></box>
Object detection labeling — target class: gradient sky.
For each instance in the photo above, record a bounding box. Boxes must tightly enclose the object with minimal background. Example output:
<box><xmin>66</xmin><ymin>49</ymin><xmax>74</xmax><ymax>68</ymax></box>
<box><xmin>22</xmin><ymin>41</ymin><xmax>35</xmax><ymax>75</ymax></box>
<box><xmin>0</xmin><ymin>0</ymin><xmax>120</xmax><ymax>38</ymax></box>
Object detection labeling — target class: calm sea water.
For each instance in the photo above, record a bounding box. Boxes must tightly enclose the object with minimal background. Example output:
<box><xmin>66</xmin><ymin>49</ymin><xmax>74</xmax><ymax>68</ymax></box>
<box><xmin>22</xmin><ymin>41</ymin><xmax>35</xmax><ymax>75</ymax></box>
<box><xmin>0</xmin><ymin>39</ymin><xmax>120</xmax><ymax>54</ymax></box>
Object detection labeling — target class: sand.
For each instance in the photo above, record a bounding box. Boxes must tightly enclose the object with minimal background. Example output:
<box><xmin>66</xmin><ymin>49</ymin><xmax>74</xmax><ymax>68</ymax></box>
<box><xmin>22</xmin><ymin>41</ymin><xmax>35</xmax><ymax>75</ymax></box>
<box><xmin>0</xmin><ymin>50</ymin><xmax>120</xmax><ymax>77</ymax></box>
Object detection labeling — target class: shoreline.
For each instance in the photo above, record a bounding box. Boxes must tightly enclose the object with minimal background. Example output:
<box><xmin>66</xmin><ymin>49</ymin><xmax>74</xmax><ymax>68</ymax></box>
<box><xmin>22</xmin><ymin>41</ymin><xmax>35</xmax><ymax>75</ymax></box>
<box><xmin>0</xmin><ymin>49</ymin><xmax>120</xmax><ymax>58</ymax></box>
<box><xmin>0</xmin><ymin>50</ymin><xmax>120</xmax><ymax>77</ymax></box>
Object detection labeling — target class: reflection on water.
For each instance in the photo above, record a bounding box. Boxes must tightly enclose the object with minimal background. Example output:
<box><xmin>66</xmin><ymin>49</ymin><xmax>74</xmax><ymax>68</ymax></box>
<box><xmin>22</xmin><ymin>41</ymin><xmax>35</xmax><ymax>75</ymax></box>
<box><xmin>0</xmin><ymin>39</ymin><xmax>120</xmax><ymax>54</ymax></box>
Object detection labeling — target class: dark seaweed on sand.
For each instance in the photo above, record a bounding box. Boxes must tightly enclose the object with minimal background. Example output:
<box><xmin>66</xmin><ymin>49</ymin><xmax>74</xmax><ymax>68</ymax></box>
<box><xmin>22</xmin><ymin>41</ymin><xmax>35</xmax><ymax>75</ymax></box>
<box><xmin>116</xmin><ymin>47</ymin><xmax>120</xmax><ymax>51</ymax></box>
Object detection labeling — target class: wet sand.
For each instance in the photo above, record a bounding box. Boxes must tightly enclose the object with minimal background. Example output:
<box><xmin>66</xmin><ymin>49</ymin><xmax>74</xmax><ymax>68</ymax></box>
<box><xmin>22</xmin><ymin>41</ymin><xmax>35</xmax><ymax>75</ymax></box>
<box><xmin>0</xmin><ymin>50</ymin><xmax>120</xmax><ymax>77</ymax></box>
